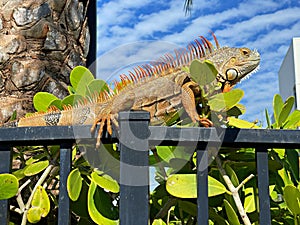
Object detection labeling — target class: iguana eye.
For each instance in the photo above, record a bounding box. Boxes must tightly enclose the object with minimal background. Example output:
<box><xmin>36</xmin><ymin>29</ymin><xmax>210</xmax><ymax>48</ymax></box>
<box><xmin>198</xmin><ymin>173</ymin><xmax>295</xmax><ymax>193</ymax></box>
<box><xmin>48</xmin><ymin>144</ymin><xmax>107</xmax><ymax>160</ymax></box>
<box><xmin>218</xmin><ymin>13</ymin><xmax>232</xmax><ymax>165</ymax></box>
<box><xmin>225</xmin><ymin>68</ymin><xmax>238</xmax><ymax>81</ymax></box>
<box><xmin>240</xmin><ymin>48</ymin><xmax>250</xmax><ymax>56</ymax></box>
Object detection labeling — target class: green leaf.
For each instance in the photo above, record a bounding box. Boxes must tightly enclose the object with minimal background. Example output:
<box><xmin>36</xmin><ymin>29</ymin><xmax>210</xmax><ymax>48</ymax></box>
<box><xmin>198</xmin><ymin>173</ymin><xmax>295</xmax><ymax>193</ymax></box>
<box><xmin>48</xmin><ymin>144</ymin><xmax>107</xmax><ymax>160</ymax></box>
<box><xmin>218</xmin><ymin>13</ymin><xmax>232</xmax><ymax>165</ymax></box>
<box><xmin>152</xmin><ymin>219</ymin><xmax>167</xmax><ymax>225</ymax></box>
<box><xmin>278</xmin><ymin>96</ymin><xmax>295</xmax><ymax>127</ymax></box>
<box><xmin>9</xmin><ymin>110</ymin><xmax>17</xmax><ymax>121</ymax></box>
<box><xmin>68</xmin><ymin>85</ymin><xmax>76</xmax><ymax>95</ymax></box>
<box><xmin>91</xmin><ymin>171</ymin><xmax>119</xmax><ymax>193</ymax></box>
<box><xmin>86</xmin><ymin>79</ymin><xmax>109</xmax><ymax>97</ymax></box>
<box><xmin>62</xmin><ymin>94</ymin><xmax>84</xmax><ymax>107</ymax></box>
<box><xmin>31</xmin><ymin>186</ymin><xmax>50</xmax><ymax>217</ymax></box>
<box><xmin>27</xmin><ymin>207</ymin><xmax>42</xmax><ymax>223</ymax></box>
<box><xmin>226</xmin><ymin>104</ymin><xmax>246</xmax><ymax>117</ymax></box>
<box><xmin>278</xmin><ymin>168</ymin><xmax>294</xmax><ymax>186</ymax></box>
<box><xmin>156</xmin><ymin>146</ymin><xmax>175</xmax><ymax>163</ymax></box>
<box><xmin>25</xmin><ymin>152</ymin><xmax>48</xmax><ymax>165</ymax></box>
<box><xmin>190</xmin><ymin>60</ymin><xmax>218</xmax><ymax>86</ymax></box>
<box><xmin>286</xmin><ymin>149</ymin><xmax>299</xmax><ymax>183</ymax></box>
<box><xmin>178</xmin><ymin>200</ymin><xmax>197</xmax><ymax>216</ymax></box>
<box><xmin>227</xmin><ymin>117</ymin><xmax>260</xmax><ymax>128</ymax></box>
<box><xmin>224</xmin><ymin>164</ymin><xmax>239</xmax><ymax>188</ymax></box>
<box><xmin>244</xmin><ymin>187</ymin><xmax>256</xmax><ymax>213</ymax></box>
<box><xmin>273</xmin><ymin>94</ymin><xmax>284</xmax><ymax>124</ymax></box>
<box><xmin>12</xmin><ymin>169</ymin><xmax>25</xmax><ymax>180</ymax></box>
<box><xmin>49</xmin><ymin>99</ymin><xmax>62</xmax><ymax>110</ymax></box>
<box><xmin>33</xmin><ymin>92</ymin><xmax>59</xmax><ymax>112</ymax></box>
<box><xmin>87</xmin><ymin>181</ymin><xmax>119</xmax><ymax>225</ymax></box>
<box><xmin>283</xmin><ymin>185</ymin><xmax>300</xmax><ymax>216</ymax></box>
<box><xmin>0</xmin><ymin>174</ymin><xmax>18</xmax><ymax>200</ymax></box>
<box><xmin>27</xmin><ymin>186</ymin><xmax>50</xmax><ymax>223</ymax></box>
<box><xmin>166</xmin><ymin>174</ymin><xmax>228</xmax><ymax>198</ymax></box>
<box><xmin>284</xmin><ymin>110</ymin><xmax>300</xmax><ymax>129</ymax></box>
<box><xmin>70</xmin><ymin>66</ymin><xmax>94</xmax><ymax>96</ymax></box>
<box><xmin>208</xmin><ymin>89</ymin><xmax>244</xmax><ymax>112</ymax></box>
<box><xmin>70</xmin><ymin>181</ymin><xmax>90</xmax><ymax>218</ymax></box>
<box><xmin>224</xmin><ymin>199</ymin><xmax>240</xmax><ymax>225</ymax></box>
<box><xmin>265</xmin><ymin>108</ymin><xmax>271</xmax><ymax>128</ymax></box>
<box><xmin>67</xmin><ymin>168</ymin><xmax>83</xmax><ymax>201</ymax></box>
<box><xmin>24</xmin><ymin>160</ymin><xmax>49</xmax><ymax>176</ymax></box>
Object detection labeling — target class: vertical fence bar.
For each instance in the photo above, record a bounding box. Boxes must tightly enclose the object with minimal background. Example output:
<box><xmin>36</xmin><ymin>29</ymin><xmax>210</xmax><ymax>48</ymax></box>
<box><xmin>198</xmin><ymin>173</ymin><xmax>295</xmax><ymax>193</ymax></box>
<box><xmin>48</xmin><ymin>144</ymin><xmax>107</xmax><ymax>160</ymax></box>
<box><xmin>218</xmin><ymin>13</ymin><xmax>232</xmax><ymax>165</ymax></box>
<box><xmin>0</xmin><ymin>146</ymin><xmax>11</xmax><ymax>225</ymax></box>
<box><xmin>86</xmin><ymin>0</ymin><xmax>97</xmax><ymax>76</ymax></box>
<box><xmin>197</xmin><ymin>148</ymin><xmax>209</xmax><ymax>225</ymax></box>
<box><xmin>58</xmin><ymin>143</ymin><xmax>72</xmax><ymax>225</ymax></box>
<box><xmin>119</xmin><ymin>111</ymin><xmax>150</xmax><ymax>225</ymax></box>
<box><xmin>256</xmin><ymin>147</ymin><xmax>271</xmax><ymax>225</ymax></box>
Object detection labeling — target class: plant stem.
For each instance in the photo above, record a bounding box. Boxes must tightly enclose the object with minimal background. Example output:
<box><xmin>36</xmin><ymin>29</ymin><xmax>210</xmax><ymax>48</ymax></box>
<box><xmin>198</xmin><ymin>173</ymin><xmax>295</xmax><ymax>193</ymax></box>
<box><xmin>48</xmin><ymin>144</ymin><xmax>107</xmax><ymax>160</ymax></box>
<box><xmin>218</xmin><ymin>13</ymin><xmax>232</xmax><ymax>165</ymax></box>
<box><xmin>215</xmin><ymin>155</ymin><xmax>253</xmax><ymax>225</ymax></box>
<box><xmin>20</xmin><ymin>151</ymin><xmax>59</xmax><ymax>225</ymax></box>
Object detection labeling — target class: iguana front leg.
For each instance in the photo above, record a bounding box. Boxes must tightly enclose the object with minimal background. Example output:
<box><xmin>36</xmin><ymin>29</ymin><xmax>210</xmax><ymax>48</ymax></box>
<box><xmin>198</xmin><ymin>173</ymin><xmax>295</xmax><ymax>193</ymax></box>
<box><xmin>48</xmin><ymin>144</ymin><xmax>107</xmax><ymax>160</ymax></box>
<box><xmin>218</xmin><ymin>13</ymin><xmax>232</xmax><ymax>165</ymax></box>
<box><xmin>91</xmin><ymin>92</ymin><xmax>135</xmax><ymax>147</ymax></box>
<box><xmin>181</xmin><ymin>81</ymin><xmax>213</xmax><ymax>127</ymax></box>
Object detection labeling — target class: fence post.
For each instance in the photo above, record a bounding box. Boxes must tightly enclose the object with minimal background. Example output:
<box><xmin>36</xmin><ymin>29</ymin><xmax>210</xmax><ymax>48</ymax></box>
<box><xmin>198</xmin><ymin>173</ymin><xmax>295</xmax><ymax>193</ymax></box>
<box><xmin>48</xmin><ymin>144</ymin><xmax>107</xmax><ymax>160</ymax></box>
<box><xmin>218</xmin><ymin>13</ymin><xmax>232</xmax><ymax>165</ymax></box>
<box><xmin>256</xmin><ymin>147</ymin><xmax>271</xmax><ymax>225</ymax></box>
<box><xmin>119</xmin><ymin>111</ymin><xmax>150</xmax><ymax>225</ymax></box>
<box><xmin>58</xmin><ymin>143</ymin><xmax>73</xmax><ymax>225</ymax></box>
<box><xmin>0</xmin><ymin>146</ymin><xmax>11</xmax><ymax>225</ymax></box>
<box><xmin>197</xmin><ymin>148</ymin><xmax>209</xmax><ymax>225</ymax></box>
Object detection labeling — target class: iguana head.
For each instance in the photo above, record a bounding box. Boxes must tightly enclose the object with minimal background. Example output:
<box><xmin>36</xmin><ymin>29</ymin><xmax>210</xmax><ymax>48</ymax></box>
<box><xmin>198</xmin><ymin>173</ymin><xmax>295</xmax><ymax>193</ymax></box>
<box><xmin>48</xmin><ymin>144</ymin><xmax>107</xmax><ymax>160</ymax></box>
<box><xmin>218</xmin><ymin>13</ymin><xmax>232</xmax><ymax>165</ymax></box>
<box><xmin>206</xmin><ymin>46</ymin><xmax>260</xmax><ymax>91</ymax></box>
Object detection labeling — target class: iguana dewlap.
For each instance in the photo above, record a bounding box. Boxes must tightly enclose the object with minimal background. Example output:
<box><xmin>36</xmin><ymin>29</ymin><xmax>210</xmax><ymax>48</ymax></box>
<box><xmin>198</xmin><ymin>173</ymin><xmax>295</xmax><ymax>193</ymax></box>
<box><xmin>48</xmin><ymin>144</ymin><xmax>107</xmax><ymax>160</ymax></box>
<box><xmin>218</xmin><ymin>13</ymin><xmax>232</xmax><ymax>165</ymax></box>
<box><xmin>16</xmin><ymin>34</ymin><xmax>260</xmax><ymax>147</ymax></box>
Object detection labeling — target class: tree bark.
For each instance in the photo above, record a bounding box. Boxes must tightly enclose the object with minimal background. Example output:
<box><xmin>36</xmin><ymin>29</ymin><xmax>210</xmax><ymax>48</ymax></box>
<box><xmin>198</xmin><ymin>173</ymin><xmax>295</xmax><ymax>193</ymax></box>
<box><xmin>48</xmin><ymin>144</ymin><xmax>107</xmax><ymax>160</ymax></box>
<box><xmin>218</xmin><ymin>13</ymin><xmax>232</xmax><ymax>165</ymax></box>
<box><xmin>0</xmin><ymin>0</ymin><xmax>90</xmax><ymax>123</ymax></box>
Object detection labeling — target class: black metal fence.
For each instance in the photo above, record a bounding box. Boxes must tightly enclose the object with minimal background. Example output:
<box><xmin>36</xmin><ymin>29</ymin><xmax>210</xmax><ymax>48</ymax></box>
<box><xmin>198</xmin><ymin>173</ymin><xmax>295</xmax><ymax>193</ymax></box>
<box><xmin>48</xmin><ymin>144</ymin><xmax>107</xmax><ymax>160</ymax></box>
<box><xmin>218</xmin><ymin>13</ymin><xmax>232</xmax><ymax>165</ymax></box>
<box><xmin>0</xmin><ymin>111</ymin><xmax>300</xmax><ymax>224</ymax></box>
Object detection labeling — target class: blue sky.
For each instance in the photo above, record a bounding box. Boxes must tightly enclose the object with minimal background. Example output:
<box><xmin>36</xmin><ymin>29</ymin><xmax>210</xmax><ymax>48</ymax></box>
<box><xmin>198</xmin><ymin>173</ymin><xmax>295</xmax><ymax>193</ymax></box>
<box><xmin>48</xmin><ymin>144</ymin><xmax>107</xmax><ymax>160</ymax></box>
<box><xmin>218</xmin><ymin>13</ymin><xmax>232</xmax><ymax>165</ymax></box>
<box><xmin>96</xmin><ymin>0</ymin><xmax>300</xmax><ymax>124</ymax></box>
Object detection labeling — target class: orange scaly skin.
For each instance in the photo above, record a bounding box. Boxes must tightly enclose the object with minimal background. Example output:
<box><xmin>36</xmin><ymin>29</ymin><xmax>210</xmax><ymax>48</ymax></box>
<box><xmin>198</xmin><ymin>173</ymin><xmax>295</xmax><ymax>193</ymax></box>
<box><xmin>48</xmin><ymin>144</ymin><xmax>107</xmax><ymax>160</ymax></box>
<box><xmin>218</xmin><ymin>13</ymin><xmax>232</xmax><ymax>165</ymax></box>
<box><xmin>16</xmin><ymin>34</ymin><xmax>260</xmax><ymax>147</ymax></box>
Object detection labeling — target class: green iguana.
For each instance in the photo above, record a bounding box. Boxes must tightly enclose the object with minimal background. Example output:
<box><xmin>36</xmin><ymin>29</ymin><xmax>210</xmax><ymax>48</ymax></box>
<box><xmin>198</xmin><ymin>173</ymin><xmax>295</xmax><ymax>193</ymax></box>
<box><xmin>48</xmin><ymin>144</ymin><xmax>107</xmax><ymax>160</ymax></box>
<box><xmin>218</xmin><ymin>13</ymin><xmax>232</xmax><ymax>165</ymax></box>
<box><xmin>14</xmin><ymin>34</ymin><xmax>260</xmax><ymax>147</ymax></box>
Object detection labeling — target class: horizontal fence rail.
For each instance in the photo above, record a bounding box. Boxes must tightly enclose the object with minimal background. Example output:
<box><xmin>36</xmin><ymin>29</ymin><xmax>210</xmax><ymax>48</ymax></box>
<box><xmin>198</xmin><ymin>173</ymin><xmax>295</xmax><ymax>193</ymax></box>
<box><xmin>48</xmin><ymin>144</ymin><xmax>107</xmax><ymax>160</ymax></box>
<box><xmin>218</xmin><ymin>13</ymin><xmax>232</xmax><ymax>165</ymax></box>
<box><xmin>0</xmin><ymin>111</ymin><xmax>299</xmax><ymax>224</ymax></box>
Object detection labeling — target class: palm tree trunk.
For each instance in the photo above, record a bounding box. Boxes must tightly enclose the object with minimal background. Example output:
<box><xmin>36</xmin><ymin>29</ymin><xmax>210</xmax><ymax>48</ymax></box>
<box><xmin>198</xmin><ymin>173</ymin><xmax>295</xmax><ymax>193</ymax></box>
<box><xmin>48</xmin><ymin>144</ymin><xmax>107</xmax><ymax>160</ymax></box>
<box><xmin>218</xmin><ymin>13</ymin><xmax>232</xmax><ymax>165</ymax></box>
<box><xmin>0</xmin><ymin>0</ymin><xmax>90</xmax><ymax>123</ymax></box>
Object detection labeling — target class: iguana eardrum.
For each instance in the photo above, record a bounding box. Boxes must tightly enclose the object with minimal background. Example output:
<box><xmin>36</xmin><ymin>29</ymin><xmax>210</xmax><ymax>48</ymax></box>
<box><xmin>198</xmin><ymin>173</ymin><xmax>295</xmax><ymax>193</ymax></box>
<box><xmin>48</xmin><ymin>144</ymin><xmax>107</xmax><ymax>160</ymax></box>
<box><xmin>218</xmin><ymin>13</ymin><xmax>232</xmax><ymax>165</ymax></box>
<box><xmin>15</xmin><ymin>34</ymin><xmax>260</xmax><ymax>147</ymax></box>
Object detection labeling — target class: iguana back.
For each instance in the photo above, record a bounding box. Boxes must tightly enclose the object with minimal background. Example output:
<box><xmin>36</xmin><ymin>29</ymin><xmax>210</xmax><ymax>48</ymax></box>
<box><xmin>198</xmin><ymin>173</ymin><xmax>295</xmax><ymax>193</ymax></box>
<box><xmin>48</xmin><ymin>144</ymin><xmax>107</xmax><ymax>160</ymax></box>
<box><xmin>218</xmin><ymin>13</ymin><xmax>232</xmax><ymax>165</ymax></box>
<box><xmin>16</xmin><ymin>34</ymin><xmax>260</xmax><ymax>147</ymax></box>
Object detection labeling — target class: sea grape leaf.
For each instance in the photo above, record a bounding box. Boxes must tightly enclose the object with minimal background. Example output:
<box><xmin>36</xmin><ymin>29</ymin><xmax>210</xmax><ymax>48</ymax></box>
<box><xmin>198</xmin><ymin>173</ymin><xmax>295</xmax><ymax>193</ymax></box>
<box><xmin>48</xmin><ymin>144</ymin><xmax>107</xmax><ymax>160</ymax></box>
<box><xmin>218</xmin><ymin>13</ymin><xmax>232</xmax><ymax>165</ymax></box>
<box><xmin>278</xmin><ymin>96</ymin><xmax>294</xmax><ymax>127</ymax></box>
<box><xmin>286</xmin><ymin>149</ymin><xmax>300</xmax><ymax>183</ymax></box>
<box><xmin>24</xmin><ymin>160</ymin><xmax>49</xmax><ymax>176</ymax></box>
<box><xmin>156</xmin><ymin>146</ymin><xmax>175</xmax><ymax>163</ymax></box>
<box><xmin>227</xmin><ymin>117</ymin><xmax>260</xmax><ymax>128</ymax></box>
<box><xmin>283</xmin><ymin>185</ymin><xmax>300</xmax><ymax>216</ymax></box>
<box><xmin>87</xmin><ymin>181</ymin><xmax>119</xmax><ymax>225</ymax></box>
<box><xmin>152</xmin><ymin>219</ymin><xmax>167</xmax><ymax>225</ymax></box>
<box><xmin>190</xmin><ymin>60</ymin><xmax>218</xmax><ymax>86</ymax></box>
<box><xmin>273</xmin><ymin>94</ymin><xmax>284</xmax><ymax>124</ymax></box>
<box><xmin>244</xmin><ymin>187</ymin><xmax>256</xmax><ymax>213</ymax></box>
<box><xmin>67</xmin><ymin>168</ymin><xmax>83</xmax><ymax>201</ymax></box>
<box><xmin>208</xmin><ymin>89</ymin><xmax>244</xmax><ymax>112</ymax></box>
<box><xmin>86</xmin><ymin>79</ymin><xmax>109</xmax><ymax>97</ymax></box>
<box><xmin>284</xmin><ymin>110</ymin><xmax>300</xmax><ymax>129</ymax></box>
<box><xmin>224</xmin><ymin>199</ymin><xmax>240</xmax><ymax>225</ymax></box>
<box><xmin>70</xmin><ymin>66</ymin><xmax>94</xmax><ymax>96</ymax></box>
<box><xmin>31</xmin><ymin>186</ymin><xmax>50</xmax><ymax>217</ymax></box>
<box><xmin>91</xmin><ymin>171</ymin><xmax>119</xmax><ymax>193</ymax></box>
<box><xmin>224</xmin><ymin>164</ymin><xmax>239</xmax><ymax>188</ymax></box>
<box><xmin>265</xmin><ymin>108</ymin><xmax>271</xmax><ymax>128</ymax></box>
<box><xmin>178</xmin><ymin>200</ymin><xmax>197</xmax><ymax>217</ymax></box>
<box><xmin>27</xmin><ymin>207</ymin><xmax>42</xmax><ymax>223</ymax></box>
<box><xmin>33</xmin><ymin>92</ymin><xmax>59</xmax><ymax>112</ymax></box>
<box><xmin>27</xmin><ymin>185</ymin><xmax>50</xmax><ymax>223</ymax></box>
<box><xmin>68</xmin><ymin>85</ymin><xmax>76</xmax><ymax>95</ymax></box>
<box><xmin>62</xmin><ymin>94</ymin><xmax>84</xmax><ymax>107</ymax></box>
<box><xmin>49</xmin><ymin>99</ymin><xmax>62</xmax><ymax>110</ymax></box>
<box><xmin>166</xmin><ymin>174</ymin><xmax>228</xmax><ymax>198</ymax></box>
<box><xmin>226</xmin><ymin>104</ymin><xmax>246</xmax><ymax>117</ymax></box>
<box><xmin>0</xmin><ymin>174</ymin><xmax>18</xmax><ymax>200</ymax></box>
